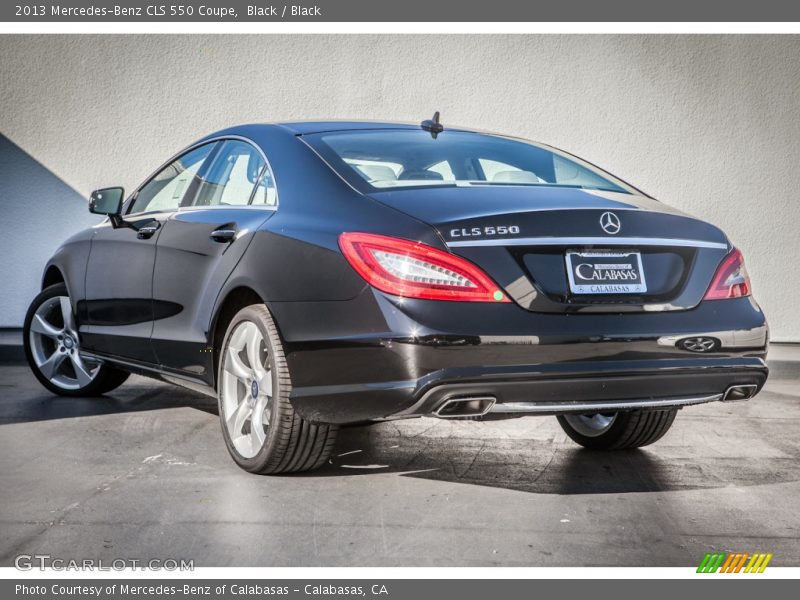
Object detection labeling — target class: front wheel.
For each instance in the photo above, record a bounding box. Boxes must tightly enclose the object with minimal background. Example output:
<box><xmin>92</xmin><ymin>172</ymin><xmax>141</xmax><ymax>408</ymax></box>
<box><xmin>23</xmin><ymin>283</ymin><xmax>129</xmax><ymax>396</ymax></box>
<box><xmin>557</xmin><ymin>409</ymin><xmax>677</xmax><ymax>450</ymax></box>
<box><xmin>217</xmin><ymin>304</ymin><xmax>338</xmax><ymax>474</ymax></box>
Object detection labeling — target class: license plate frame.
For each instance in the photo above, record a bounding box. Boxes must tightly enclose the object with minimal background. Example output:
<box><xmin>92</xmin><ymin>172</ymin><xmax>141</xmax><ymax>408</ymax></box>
<box><xmin>565</xmin><ymin>250</ymin><xmax>647</xmax><ymax>295</ymax></box>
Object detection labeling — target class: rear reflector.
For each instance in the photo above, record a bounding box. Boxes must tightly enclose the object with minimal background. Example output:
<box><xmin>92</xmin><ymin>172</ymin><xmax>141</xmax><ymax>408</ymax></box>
<box><xmin>339</xmin><ymin>232</ymin><xmax>509</xmax><ymax>302</ymax></box>
<box><xmin>704</xmin><ymin>247</ymin><xmax>752</xmax><ymax>300</ymax></box>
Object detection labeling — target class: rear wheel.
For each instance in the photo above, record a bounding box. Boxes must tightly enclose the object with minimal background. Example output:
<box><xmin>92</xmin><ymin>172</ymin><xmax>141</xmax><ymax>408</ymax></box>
<box><xmin>557</xmin><ymin>409</ymin><xmax>677</xmax><ymax>450</ymax></box>
<box><xmin>217</xmin><ymin>304</ymin><xmax>338</xmax><ymax>474</ymax></box>
<box><xmin>23</xmin><ymin>284</ymin><xmax>129</xmax><ymax>396</ymax></box>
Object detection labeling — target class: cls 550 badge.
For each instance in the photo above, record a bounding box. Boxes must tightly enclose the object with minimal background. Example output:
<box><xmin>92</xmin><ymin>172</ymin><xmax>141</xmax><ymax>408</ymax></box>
<box><xmin>450</xmin><ymin>225</ymin><xmax>520</xmax><ymax>237</ymax></box>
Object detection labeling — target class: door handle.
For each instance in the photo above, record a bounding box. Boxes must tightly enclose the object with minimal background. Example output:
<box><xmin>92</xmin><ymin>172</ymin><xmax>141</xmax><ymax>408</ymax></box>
<box><xmin>210</xmin><ymin>228</ymin><xmax>237</xmax><ymax>243</ymax></box>
<box><xmin>136</xmin><ymin>221</ymin><xmax>161</xmax><ymax>239</ymax></box>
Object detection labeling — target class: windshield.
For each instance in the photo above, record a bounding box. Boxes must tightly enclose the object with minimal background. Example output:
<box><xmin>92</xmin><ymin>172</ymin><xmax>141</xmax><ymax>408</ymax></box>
<box><xmin>304</xmin><ymin>129</ymin><xmax>636</xmax><ymax>194</ymax></box>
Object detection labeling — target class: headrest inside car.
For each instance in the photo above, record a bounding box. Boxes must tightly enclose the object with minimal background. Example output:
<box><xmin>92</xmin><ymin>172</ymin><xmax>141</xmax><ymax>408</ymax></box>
<box><xmin>492</xmin><ymin>170</ymin><xmax>541</xmax><ymax>183</ymax></box>
<box><xmin>355</xmin><ymin>164</ymin><xmax>398</xmax><ymax>182</ymax></box>
<box><xmin>398</xmin><ymin>169</ymin><xmax>444</xmax><ymax>181</ymax></box>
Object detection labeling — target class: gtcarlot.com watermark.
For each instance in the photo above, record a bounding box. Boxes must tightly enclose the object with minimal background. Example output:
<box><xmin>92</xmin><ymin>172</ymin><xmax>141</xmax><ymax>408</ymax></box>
<box><xmin>15</xmin><ymin>554</ymin><xmax>194</xmax><ymax>571</ymax></box>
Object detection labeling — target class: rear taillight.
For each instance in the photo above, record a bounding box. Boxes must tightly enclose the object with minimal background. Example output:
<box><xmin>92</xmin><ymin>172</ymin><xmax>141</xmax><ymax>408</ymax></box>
<box><xmin>704</xmin><ymin>247</ymin><xmax>752</xmax><ymax>300</ymax></box>
<box><xmin>339</xmin><ymin>232</ymin><xmax>509</xmax><ymax>302</ymax></box>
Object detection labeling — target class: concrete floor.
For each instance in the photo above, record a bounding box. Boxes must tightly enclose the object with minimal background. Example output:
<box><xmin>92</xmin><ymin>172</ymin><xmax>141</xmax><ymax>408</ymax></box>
<box><xmin>0</xmin><ymin>363</ymin><xmax>798</xmax><ymax>567</ymax></box>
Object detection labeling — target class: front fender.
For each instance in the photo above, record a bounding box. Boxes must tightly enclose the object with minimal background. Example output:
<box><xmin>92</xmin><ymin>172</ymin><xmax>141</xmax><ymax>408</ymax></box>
<box><xmin>42</xmin><ymin>228</ymin><xmax>94</xmax><ymax>319</ymax></box>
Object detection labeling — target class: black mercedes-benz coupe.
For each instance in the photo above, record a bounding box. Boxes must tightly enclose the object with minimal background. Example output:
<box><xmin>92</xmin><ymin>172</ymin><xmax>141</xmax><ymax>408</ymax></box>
<box><xmin>24</xmin><ymin>117</ymin><xmax>768</xmax><ymax>473</ymax></box>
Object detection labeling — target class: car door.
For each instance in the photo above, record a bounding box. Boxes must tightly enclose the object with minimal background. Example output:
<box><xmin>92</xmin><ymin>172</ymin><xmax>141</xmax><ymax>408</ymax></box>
<box><xmin>81</xmin><ymin>142</ymin><xmax>218</xmax><ymax>364</ymax></box>
<box><xmin>150</xmin><ymin>138</ymin><xmax>277</xmax><ymax>382</ymax></box>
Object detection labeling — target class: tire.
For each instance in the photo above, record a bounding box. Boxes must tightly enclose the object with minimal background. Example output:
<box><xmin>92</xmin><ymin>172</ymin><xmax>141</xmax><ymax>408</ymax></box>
<box><xmin>217</xmin><ymin>303</ymin><xmax>338</xmax><ymax>474</ymax></box>
<box><xmin>557</xmin><ymin>409</ymin><xmax>678</xmax><ymax>450</ymax></box>
<box><xmin>23</xmin><ymin>283</ymin><xmax>129</xmax><ymax>396</ymax></box>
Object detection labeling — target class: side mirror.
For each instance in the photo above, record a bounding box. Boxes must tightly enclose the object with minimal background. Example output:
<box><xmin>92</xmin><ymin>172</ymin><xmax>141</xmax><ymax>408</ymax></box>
<box><xmin>89</xmin><ymin>187</ymin><xmax>124</xmax><ymax>217</ymax></box>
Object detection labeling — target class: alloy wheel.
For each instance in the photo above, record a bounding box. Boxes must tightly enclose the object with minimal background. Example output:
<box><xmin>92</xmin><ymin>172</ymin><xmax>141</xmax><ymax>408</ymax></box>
<box><xmin>28</xmin><ymin>296</ymin><xmax>100</xmax><ymax>390</ymax></box>
<box><xmin>220</xmin><ymin>320</ymin><xmax>273</xmax><ymax>458</ymax></box>
<box><xmin>563</xmin><ymin>413</ymin><xmax>617</xmax><ymax>438</ymax></box>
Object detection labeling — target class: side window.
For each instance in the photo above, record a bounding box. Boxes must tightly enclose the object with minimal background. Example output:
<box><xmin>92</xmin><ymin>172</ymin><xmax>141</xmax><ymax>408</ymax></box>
<box><xmin>192</xmin><ymin>140</ymin><xmax>265</xmax><ymax>207</ymax></box>
<box><xmin>130</xmin><ymin>143</ymin><xmax>216</xmax><ymax>214</ymax></box>
<box><xmin>250</xmin><ymin>166</ymin><xmax>278</xmax><ymax>206</ymax></box>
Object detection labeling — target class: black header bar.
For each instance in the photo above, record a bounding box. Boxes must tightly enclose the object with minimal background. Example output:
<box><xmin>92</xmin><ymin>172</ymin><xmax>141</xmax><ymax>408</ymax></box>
<box><xmin>3</xmin><ymin>0</ymin><xmax>800</xmax><ymax>22</ymax></box>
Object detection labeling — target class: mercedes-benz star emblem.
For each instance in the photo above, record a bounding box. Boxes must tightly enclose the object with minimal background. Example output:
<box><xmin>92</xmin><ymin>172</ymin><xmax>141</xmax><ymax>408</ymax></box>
<box><xmin>681</xmin><ymin>337</ymin><xmax>718</xmax><ymax>353</ymax></box>
<box><xmin>599</xmin><ymin>211</ymin><xmax>621</xmax><ymax>235</ymax></box>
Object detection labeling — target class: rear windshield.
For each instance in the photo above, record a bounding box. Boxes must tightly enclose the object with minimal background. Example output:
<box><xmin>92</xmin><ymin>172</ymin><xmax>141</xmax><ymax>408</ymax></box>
<box><xmin>304</xmin><ymin>129</ymin><xmax>636</xmax><ymax>194</ymax></box>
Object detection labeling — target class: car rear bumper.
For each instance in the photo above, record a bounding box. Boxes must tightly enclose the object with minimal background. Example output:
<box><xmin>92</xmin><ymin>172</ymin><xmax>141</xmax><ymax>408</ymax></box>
<box><xmin>272</xmin><ymin>291</ymin><xmax>769</xmax><ymax>424</ymax></box>
<box><xmin>288</xmin><ymin>357</ymin><xmax>767</xmax><ymax>423</ymax></box>
<box><xmin>394</xmin><ymin>359</ymin><xmax>766</xmax><ymax>418</ymax></box>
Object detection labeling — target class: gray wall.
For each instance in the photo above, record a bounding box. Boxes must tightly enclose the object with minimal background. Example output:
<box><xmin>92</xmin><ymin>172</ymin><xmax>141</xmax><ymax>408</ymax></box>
<box><xmin>1</xmin><ymin>35</ymin><xmax>798</xmax><ymax>340</ymax></box>
<box><xmin>0</xmin><ymin>134</ymin><xmax>99</xmax><ymax>336</ymax></box>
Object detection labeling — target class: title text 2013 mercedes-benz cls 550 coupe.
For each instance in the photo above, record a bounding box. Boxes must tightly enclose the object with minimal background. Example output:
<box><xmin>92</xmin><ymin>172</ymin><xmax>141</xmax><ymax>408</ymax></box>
<box><xmin>24</xmin><ymin>117</ymin><xmax>769</xmax><ymax>473</ymax></box>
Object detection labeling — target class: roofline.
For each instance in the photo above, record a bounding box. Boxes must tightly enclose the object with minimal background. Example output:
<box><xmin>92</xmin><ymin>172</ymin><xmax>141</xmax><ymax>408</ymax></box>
<box><xmin>198</xmin><ymin>119</ymin><xmax>537</xmax><ymax>142</ymax></box>
<box><xmin>273</xmin><ymin>119</ymin><xmax>486</xmax><ymax>136</ymax></box>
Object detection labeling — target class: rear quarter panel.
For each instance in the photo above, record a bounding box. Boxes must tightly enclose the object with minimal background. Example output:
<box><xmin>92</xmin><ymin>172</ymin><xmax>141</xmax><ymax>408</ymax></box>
<box><xmin>214</xmin><ymin>125</ymin><xmax>442</xmax><ymax>306</ymax></box>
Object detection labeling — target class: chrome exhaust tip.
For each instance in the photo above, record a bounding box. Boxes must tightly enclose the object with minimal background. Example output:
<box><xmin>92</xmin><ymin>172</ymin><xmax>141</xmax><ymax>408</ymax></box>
<box><xmin>433</xmin><ymin>396</ymin><xmax>496</xmax><ymax>418</ymax></box>
<box><xmin>722</xmin><ymin>384</ymin><xmax>759</xmax><ymax>401</ymax></box>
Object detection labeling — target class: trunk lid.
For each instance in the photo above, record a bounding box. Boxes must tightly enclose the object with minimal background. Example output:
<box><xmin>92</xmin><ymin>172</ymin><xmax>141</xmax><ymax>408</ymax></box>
<box><xmin>367</xmin><ymin>186</ymin><xmax>730</xmax><ymax>312</ymax></box>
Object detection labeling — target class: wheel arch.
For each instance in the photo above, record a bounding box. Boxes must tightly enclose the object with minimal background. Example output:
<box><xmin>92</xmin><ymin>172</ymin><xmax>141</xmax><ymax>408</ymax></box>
<box><xmin>42</xmin><ymin>265</ymin><xmax>66</xmax><ymax>290</ymax></box>
<box><xmin>40</xmin><ymin>263</ymin><xmax>75</xmax><ymax>309</ymax></box>
<box><xmin>209</xmin><ymin>286</ymin><xmax>266</xmax><ymax>389</ymax></box>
